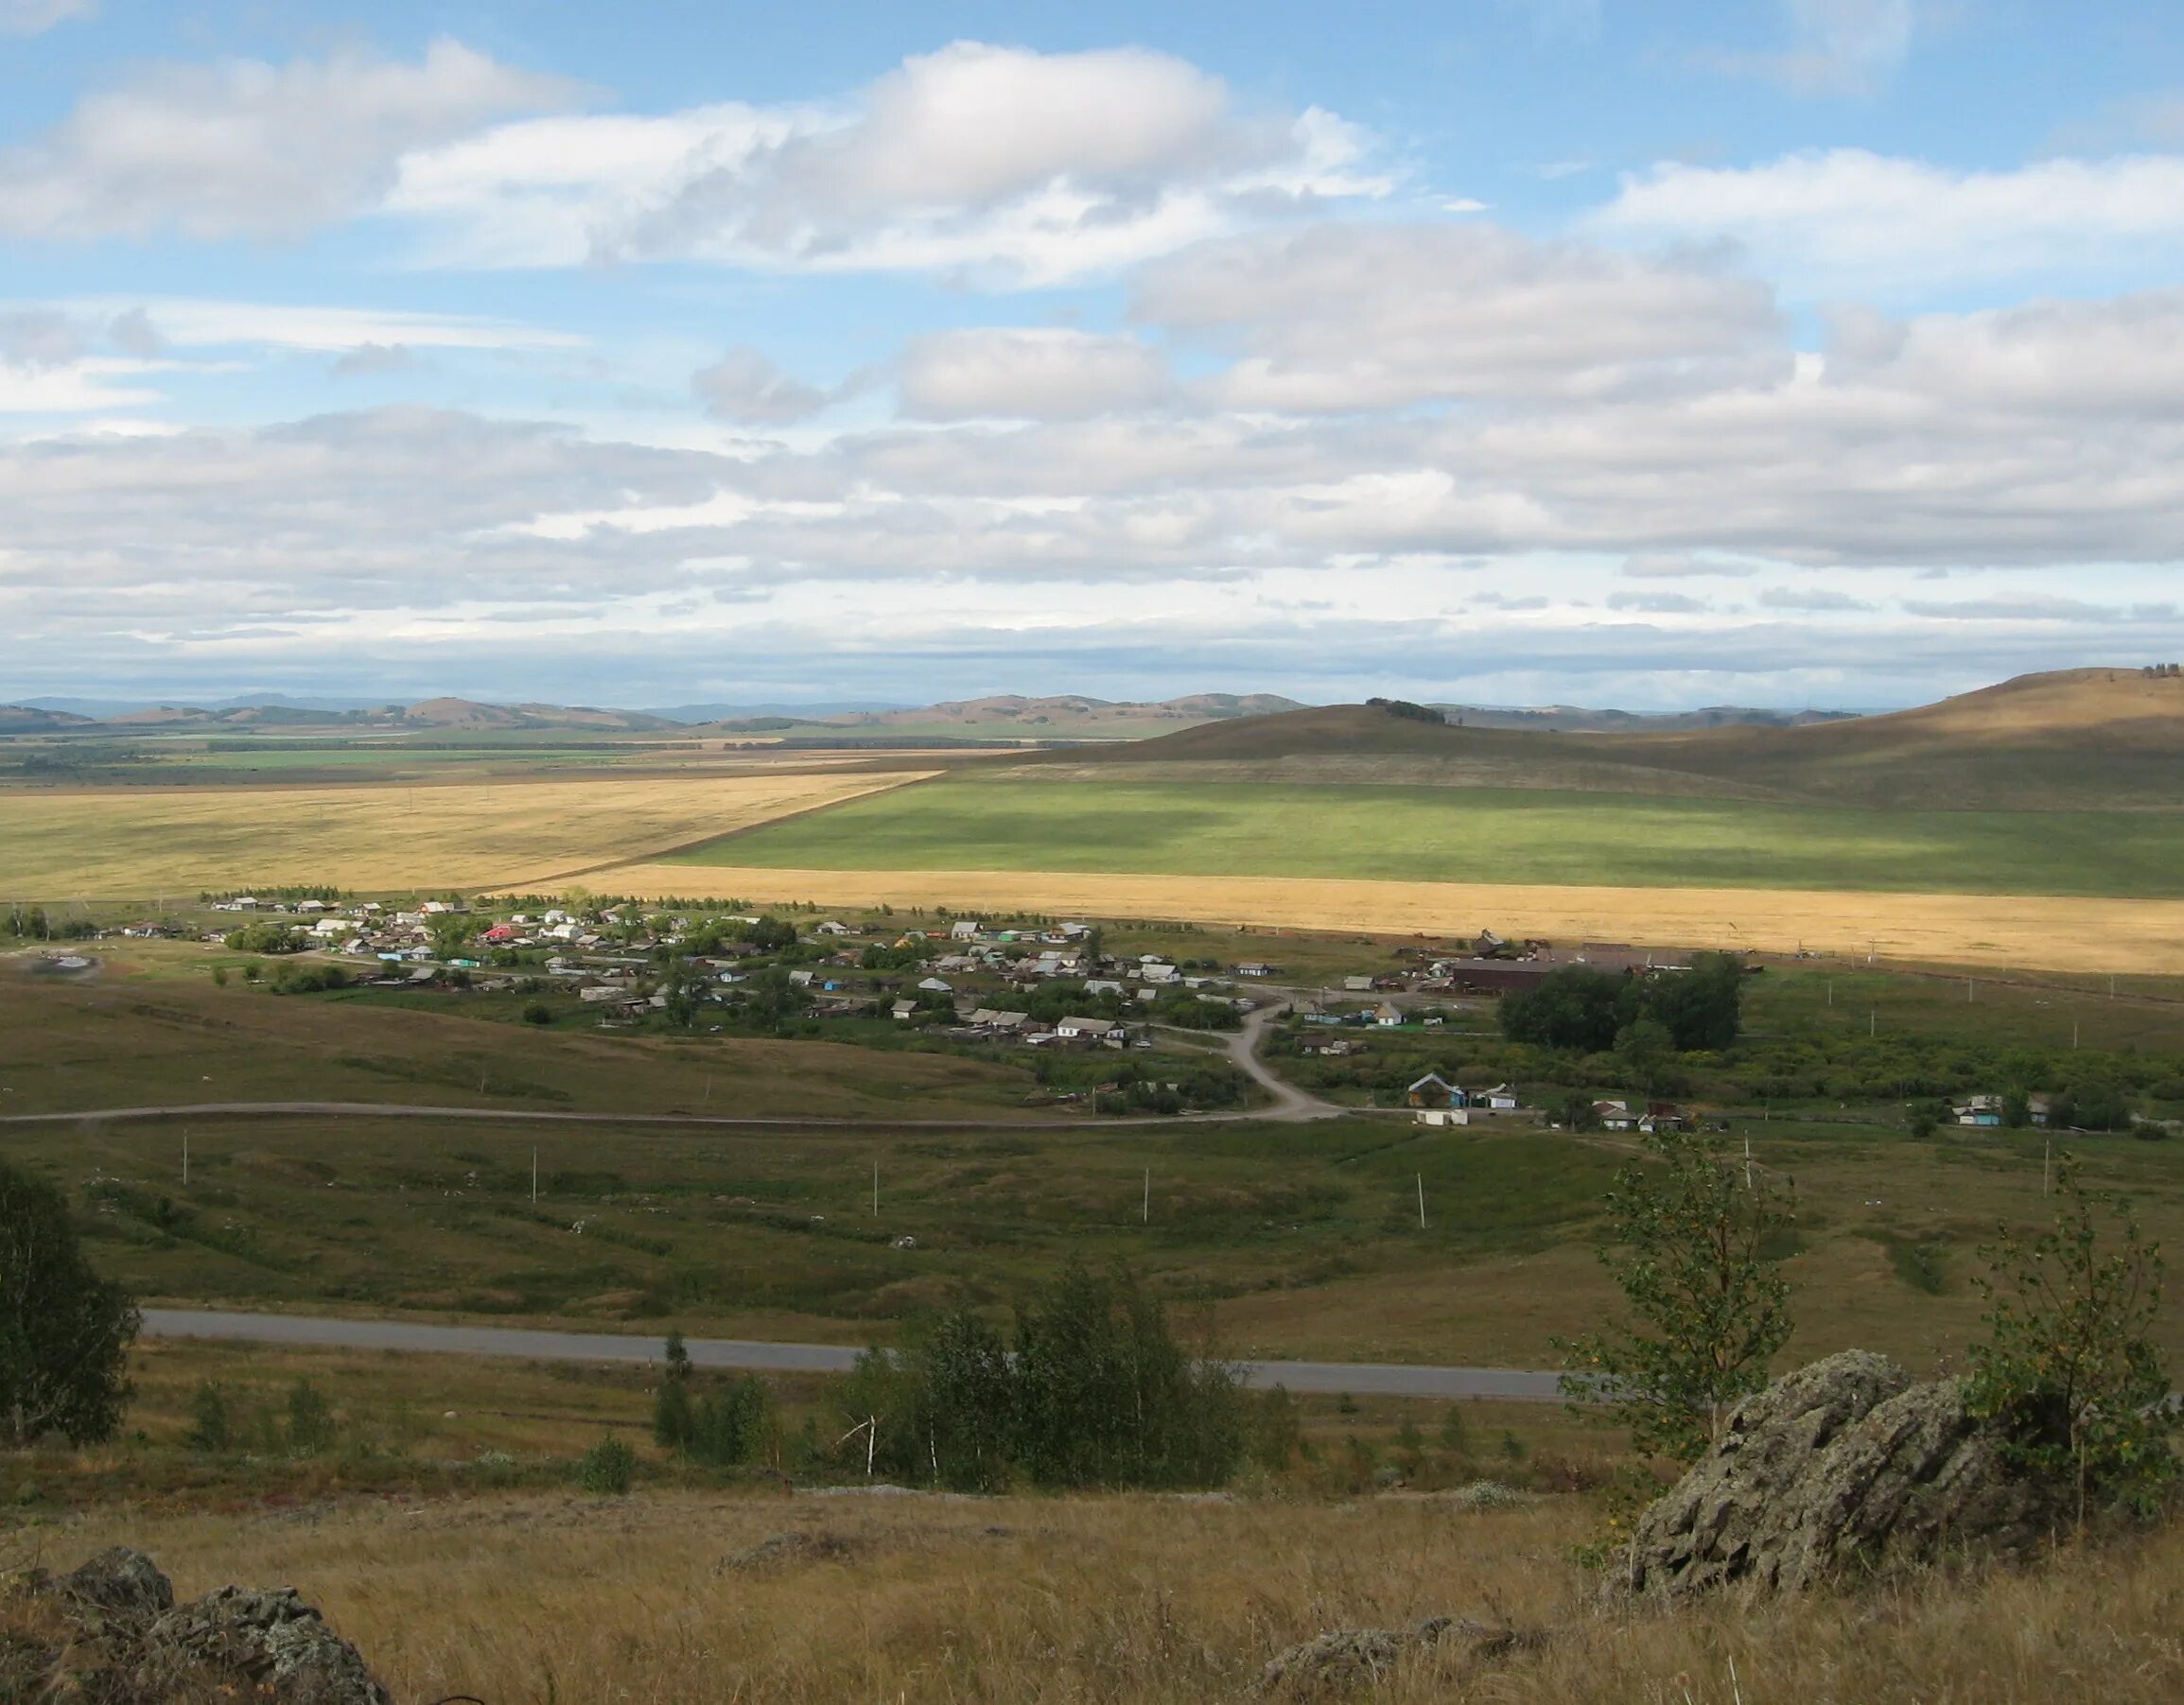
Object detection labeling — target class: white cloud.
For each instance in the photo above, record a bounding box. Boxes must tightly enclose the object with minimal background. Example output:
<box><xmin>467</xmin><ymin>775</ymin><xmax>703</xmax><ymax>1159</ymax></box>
<box><xmin>1135</xmin><ymin>222</ymin><xmax>1784</xmax><ymax>410</ymax></box>
<box><xmin>331</xmin><ymin>343</ymin><xmax>420</xmax><ymax>377</ymax></box>
<box><xmin>0</xmin><ymin>40</ymin><xmax>578</xmax><ymax>241</ymax></box>
<box><xmin>898</xmin><ymin>328</ymin><xmax>1170</xmax><ymax>420</ymax></box>
<box><xmin>1698</xmin><ymin>0</ymin><xmax>1918</xmax><ymax>96</ymax></box>
<box><xmin>692</xmin><ymin>347</ymin><xmax>830</xmax><ymax>425</ymax></box>
<box><xmin>57</xmin><ymin>298</ymin><xmax>582</xmax><ymax>353</ymax></box>
<box><xmin>1622</xmin><ymin>552</ymin><xmax>1761</xmax><ymax>579</ymax></box>
<box><xmin>386</xmin><ymin>42</ymin><xmax>1387</xmax><ymax>284</ymax></box>
<box><xmin>1825</xmin><ymin>289</ymin><xmax>2184</xmax><ymax>416</ymax></box>
<box><xmin>1593</xmin><ymin>149</ymin><xmax>2184</xmax><ymax>293</ymax></box>
<box><xmin>0</xmin><ymin>0</ymin><xmax>94</xmax><ymax>36</ymax></box>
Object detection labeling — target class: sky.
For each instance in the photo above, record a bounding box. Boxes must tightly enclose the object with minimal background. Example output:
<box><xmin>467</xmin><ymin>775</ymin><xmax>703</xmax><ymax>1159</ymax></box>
<box><xmin>4</xmin><ymin>1</ymin><xmax>2184</xmax><ymax>711</ymax></box>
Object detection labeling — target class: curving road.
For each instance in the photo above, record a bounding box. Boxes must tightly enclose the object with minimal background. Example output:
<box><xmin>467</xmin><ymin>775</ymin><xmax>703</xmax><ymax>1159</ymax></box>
<box><xmin>140</xmin><ymin>1308</ymin><xmax>1564</xmax><ymax>1401</ymax></box>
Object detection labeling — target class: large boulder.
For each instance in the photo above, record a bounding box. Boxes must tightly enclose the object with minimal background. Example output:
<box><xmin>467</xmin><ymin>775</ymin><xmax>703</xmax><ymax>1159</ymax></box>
<box><xmin>2</xmin><ymin>1554</ymin><xmax>391</xmax><ymax>1704</ymax></box>
<box><xmin>147</xmin><ymin>1585</ymin><xmax>392</xmax><ymax>1705</ymax></box>
<box><xmin>1622</xmin><ymin>1348</ymin><xmax>2067</xmax><ymax>1597</ymax></box>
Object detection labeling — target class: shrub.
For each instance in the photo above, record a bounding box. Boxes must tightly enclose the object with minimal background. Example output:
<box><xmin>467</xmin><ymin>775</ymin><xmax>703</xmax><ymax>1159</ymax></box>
<box><xmin>1966</xmin><ymin>1156</ymin><xmax>2178</xmax><ymax>1521</ymax></box>
<box><xmin>184</xmin><ymin>1382</ymin><xmax>232</xmax><ymax>1452</ymax></box>
<box><xmin>576</xmin><ymin>1435</ymin><xmax>638</xmax><ymax>1494</ymax></box>
<box><xmin>284</xmin><ymin>1380</ymin><xmax>336</xmax><ymax>1455</ymax></box>
<box><xmin>521</xmin><ymin>1000</ymin><xmax>554</xmax><ymax>1025</ymax></box>
<box><xmin>1557</xmin><ymin>1125</ymin><xmax>1794</xmax><ymax>1462</ymax></box>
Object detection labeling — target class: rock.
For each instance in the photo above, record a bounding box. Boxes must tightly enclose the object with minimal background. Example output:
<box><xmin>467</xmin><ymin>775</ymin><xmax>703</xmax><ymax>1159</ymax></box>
<box><xmin>717</xmin><ymin>1529</ymin><xmax>863</xmax><ymax>1572</ymax></box>
<box><xmin>57</xmin><ymin>1548</ymin><xmax>174</xmax><ymax>1626</ymax></box>
<box><xmin>147</xmin><ymin>1585</ymin><xmax>393</xmax><ymax>1704</ymax></box>
<box><xmin>1621</xmin><ymin>1348</ymin><xmax>2067</xmax><ymax>1598</ymax></box>
<box><xmin>1259</xmin><ymin>1616</ymin><xmax>1543</xmax><ymax>1697</ymax></box>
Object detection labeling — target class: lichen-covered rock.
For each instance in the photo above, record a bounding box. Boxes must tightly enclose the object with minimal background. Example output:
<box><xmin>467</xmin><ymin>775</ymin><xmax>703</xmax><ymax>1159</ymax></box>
<box><xmin>57</xmin><ymin>1548</ymin><xmax>174</xmax><ymax>1627</ymax></box>
<box><xmin>1259</xmin><ymin>1616</ymin><xmax>1543</xmax><ymax>1696</ymax></box>
<box><xmin>1622</xmin><ymin>1348</ymin><xmax>2067</xmax><ymax>1598</ymax></box>
<box><xmin>147</xmin><ymin>1585</ymin><xmax>392</xmax><ymax>1705</ymax></box>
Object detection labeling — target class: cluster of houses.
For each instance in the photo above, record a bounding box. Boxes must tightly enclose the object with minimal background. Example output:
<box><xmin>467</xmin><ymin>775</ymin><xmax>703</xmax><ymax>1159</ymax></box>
<box><xmin>1405</xmin><ymin>1073</ymin><xmax>1541</xmax><ymax>1126</ymax></box>
<box><xmin>1950</xmin><ymin>1092</ymin><xmax>2054</xmax><ymax>1128</ymax></box>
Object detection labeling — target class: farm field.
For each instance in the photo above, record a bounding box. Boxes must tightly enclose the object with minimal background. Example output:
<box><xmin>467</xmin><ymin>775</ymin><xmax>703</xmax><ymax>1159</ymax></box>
<box><xmin>0</xmin><ymin>767</ymin><xmax>927</xmax><ymax>897</ymax></box>
<box><xmin>592</xmin><ymin>861</ymin><xmax>2184</xmax><ymax>975</ymax></box>
<box><xmin>675</xmin><ymin>777</ymin><xmax>2184</xmax><ymax>898</ymax></box>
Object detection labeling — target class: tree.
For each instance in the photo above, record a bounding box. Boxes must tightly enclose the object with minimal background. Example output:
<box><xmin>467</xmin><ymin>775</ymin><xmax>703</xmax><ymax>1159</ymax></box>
<box><xmin>0</xmin><ymin>1158</ymin><xmax>139</xmax><ymax>1446</ymax></box>
<box><xmin>1499</xmin><ymin>966</ymin><xmax>1626</xmax><ymax>1053</ymax></box>
<box><xmin>1613</xmin><ymin>1018</ymin><xmax>1676</xmax><ymax>1094</ymax></box>
<box><xmin>1966</xmin><ymin>1156</ymin><xmax>2177</xmax><ymax>1521</ymax></box>
<box><xmin>1558</xmin><ymin>1126</ymin><xmax>1794</xmax><ymax>1462</ymax></box>
<box><xmin>653</xmin><ymin>1331</ymin><xmax>693</xmax><ymax>1450</ymax></box>
<box><xmin>1640</xmin><ymin>952</ymin><xmax>1746</xmax><ymax>1051</ymax></box>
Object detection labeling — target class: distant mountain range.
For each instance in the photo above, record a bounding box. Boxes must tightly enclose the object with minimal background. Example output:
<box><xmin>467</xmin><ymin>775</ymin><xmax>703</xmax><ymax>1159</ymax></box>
<box><xmin>0</xmin><ymin>689</ymin><xmax>1859</xmax><ymax>740</ymax></box>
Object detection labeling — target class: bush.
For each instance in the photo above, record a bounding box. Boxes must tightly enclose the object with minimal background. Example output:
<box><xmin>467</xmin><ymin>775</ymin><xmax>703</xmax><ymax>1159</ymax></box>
<box><xmin>521</xmin><ymin>1000</ymin><xmax>554</xmax><ymax>1025</ymax></box>
<box><xmin>1966</xmin><ymin>1156</ymin><xmax>2178</xmax><ymax>1520</ymax></box>
<box><xmin>833</xmin><ymin>1263</ymin><xmax>1248</xmax><ymax>1492</ymax></box>
<box><xmin>284</xmin><ymin>1379</ymin><xmax>336</xmax><ymax>1454</ymax></box>
<box><xmin>184</xmin><ymin>1382</ymin><xmax>232</xmax><ymax>1452</ymax></box>
<box><xmin>576</xmin><ymin>1435</ymin><xmax>638</xmax><ymax>1494</ymax></box>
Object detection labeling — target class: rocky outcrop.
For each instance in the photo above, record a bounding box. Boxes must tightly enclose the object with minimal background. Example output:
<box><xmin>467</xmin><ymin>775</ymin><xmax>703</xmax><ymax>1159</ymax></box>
<box><xmin>1259</xmin><ymin>1616</ymin><xmax>1546</xmax><ymax>1697</ymax></box>
<box><xmin>1621</xmin><ymin>1349</ymin><xmax>2067</xmax><ymax>1598</ymax></box>
<box><xmin>2</xmin><ymin>1549</ymin><xmax>390</xmax><ymax>1704</ymax></box>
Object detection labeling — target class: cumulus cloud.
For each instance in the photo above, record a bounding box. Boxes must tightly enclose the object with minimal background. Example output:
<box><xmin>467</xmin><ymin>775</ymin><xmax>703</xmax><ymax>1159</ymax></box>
<box><xmin>0</xmin><ymin>309</ymin><xmax>85</xmax><ymax>367</ymax></box>
<box><xmin>0</xmin><ymin>0</ymin><xmax>94</xmax><ymax>36</ymax></box>
<box><xmin>0</xmin><ymin>40</ymin><xmax>578</xmax><ymax>241</ymax></box>
<box><xmin>1134</xmin><ymin>222</ymin><xmax>1784</xmax><ymax>410</ymax></box>
<box><xmin>1593</xmin><ymin>148</ymin><xmax>2184</xmax><ymax>292</ymax></box>
<box><xmin>898</xmin><ymin>328</ymin><xmax>1170</xmax><ymax>420</ymax></box>
<box><xmin>691</xmin><ymin>346</ymin><xmax>830</xmax><ymax>425</ymax></box>
<box><xmin>1825</xmin><ymin>289</ymin><xmax>2184</xmax><ymax>416</ymax></box>
<box><xmin>387</xmin><ymin>42</ymin><xmax>1386</xmax><ymax>283</ymax></box>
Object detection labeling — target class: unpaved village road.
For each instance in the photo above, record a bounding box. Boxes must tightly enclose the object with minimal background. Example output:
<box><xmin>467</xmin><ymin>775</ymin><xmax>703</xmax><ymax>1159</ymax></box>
<box><xmin>140</xmin><ymin>1308</ymin><xmax>1564</xmax><ymax>1401</ymax></box>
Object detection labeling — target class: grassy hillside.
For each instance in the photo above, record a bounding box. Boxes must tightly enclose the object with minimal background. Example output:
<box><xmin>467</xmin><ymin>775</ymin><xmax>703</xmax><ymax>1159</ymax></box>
<box><xmin>675</xmin><ymin>775</ymin><xmax>2184</xmax><ymax>897</ymax></box>
<box><xmin>1021</xmin><ymin>669</ymin><xmax>2184</xmax><ymax>809</ymax></box>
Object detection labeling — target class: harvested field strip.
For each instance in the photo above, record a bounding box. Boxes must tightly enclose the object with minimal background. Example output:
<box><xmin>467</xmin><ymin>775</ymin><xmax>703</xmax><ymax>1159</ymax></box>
<box><xmin>586</xmin><ymin>861</ymin><xmax>2184</xmax><ymax>975</ymax></box>
<box><xmin>672</xmin><ymin>777</ymin><xmax>2184</xmax><ymax>897</ymax></box>
<box><xmin>0</xmin><ymin>771</ymin><xmax>931</xmax><ymax>897</ymax></box>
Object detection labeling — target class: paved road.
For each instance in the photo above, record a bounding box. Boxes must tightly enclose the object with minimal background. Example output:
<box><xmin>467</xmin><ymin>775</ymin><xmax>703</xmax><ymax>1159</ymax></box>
<box><xmin>0</xmin><ymin>1100</ymin><xmax>1257</xmax><ymax>1132</ymax></box>
<box><xmin>141</xmin><ymin>1309</ymin><xmax>1564</xmax><ymax>1401</ymax></box>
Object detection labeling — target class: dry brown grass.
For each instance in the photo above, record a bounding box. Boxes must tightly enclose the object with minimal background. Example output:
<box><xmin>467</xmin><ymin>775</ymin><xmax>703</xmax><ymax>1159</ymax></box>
<box><xmin>2</xmin><ymin>771</ymin><xmax>928</xmax><ymax>898</ymax></box>
<box><xmin>8</xmin><ymin>1486</ymin><xmax>2182</xmax><ymax>1703</ymax></box>
<box><xmin>584</xmin><ymin>861</ymin><xmax>2184</xmax><ymax>975</ymax></box>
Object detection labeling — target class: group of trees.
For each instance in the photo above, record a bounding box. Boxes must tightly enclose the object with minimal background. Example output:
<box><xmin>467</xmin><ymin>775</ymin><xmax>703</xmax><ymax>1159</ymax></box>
<box><xmin>1500</xmin><ymin>953</ymin><xmax>1747</xmax><ymax>1056</ymax></box>
<box><xmin>829</xmin><ymin>1263</ymin><xmax>1249</xmax><ymax>1492</ymax></box>
<box><xmin>1567</xmin><ymin>1125</ymin><xmax>2175</xmax><ymax>1519</ymax></box>
<box><xmin>5</xmin><ymin>904</ymin><xmax>96</xmax><ymax>941</ymax></box>
<box><xmin>652</xmin><ymin>1332</ymin><xmax>771</xmax><ymax>1465</ymax></box>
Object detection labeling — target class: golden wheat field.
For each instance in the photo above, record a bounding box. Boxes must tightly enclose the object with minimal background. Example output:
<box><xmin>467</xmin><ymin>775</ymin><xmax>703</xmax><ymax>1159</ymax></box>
<box><xmin>585</xmin><ymin>861</ymin><xmax>2184</xmax><ymax>975</ymax></box>
<box><xmin>0</xmin><ymin>772</ymin><xmax>928</xmax><ymax>898</ymax></box>
<box><xmin>9</xmin><ymin>1488</ymin><xmax>2183</xmax><ymax>1704</ymax></box>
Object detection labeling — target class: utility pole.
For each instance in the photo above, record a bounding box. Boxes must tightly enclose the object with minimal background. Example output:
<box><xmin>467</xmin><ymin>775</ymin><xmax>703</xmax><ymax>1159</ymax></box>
<box><xmin>1143</xmin><ymin>1167</ymin><xmax>1150</xmax><ymax>1225</ymax></box>
<box><xmin>182</xmin><ymin>1129</ymin><xmax>189</xmax><ymax>1188</ymax></box>
<box><xmin>2044</xmin><ymin>1140</ymin><xmax>2053</xmax><ymax>1197</ymax></box>
<box><xmin>1870</xmin><ymin>1007</ymin><xmax>1877</xmax><ymax>1038</ymax></box>
<box><xmin>1416</xmin><ymin>1173</ymin><xmax>1426</xmax><ymax>1230</ymax></box>
<box><xmin>531</xmin><ymin>1146</ymin><xmax>537</xmax><ymax>1205</ymax></box>
<box><xmin>872</xmin><ymin>1160</ymin><xmax>880</xmax><ymax>1217</ymax></box>
<box><xmin>1967</xmin><ymin>978</ymin><xmax>1975</xmax><ymax>1003</ymax></box>
<box><xmin>1743</xmin><ymin>1131</ymin><xmax>1754</xmax><ymax>1192</ymax></box>
<box><xmin>2073</xmin><ymin>1017</ymin><xmax>2081</xmax><ymax>1051</ymax></box>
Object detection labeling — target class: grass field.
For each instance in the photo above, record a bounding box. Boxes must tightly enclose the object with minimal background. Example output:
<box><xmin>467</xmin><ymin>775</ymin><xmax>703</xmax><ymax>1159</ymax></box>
<box><xmin>0</xmin><ymin>951</ymin><xmax>1047</xmax><ymax>1121</ymax></box>
<box><xmin>676</xmin><ymin>777</ymin><xmax>2184</xmax><ymax>898</ymax></box>
<box><xmin>9</xmin><ymin>1473</ymin><xmax>2183</xmax><ymax>1703</ymax></box>
<box><xmin>0</xmin><ymin>768</ymin><xmax>926</xmax><ymax>897</ymax></box>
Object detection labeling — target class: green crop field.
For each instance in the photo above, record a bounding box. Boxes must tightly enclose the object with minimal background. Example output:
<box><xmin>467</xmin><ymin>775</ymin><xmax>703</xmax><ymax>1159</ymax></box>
<box><xmin>672</xmin><ymin>776</ymin><xmax>2184</xmax><ymax>898</ymax></box>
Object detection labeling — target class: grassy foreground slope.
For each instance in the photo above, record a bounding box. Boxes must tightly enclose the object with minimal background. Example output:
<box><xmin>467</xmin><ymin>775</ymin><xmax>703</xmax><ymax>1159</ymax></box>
<box><xmin>674</xmin><ymin>776</ymin><xmax>2184</xmax><ymax>897</ymax></box>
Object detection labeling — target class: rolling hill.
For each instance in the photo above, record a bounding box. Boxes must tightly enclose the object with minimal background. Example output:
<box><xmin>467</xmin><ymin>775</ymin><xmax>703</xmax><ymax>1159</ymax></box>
<box><xmin>1014</xmin><ymin>669</ymin><xmax>2184</xmax><ymax>809</ymax></box>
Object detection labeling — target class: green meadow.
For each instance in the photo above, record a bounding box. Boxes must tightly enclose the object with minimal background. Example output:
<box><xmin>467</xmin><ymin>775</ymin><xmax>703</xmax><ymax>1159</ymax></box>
<box><xmin>673</xmin><ymin>777</ymin><xmax>2184</xmax><ymax>898</ymax></box>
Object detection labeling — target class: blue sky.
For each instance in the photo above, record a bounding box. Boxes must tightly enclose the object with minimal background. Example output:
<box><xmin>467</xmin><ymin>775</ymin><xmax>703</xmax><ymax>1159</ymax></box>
<box><xmin>5</xmin><ymin>0</ymin><xmax>2184</xmax><ymax>710</ymax></box>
